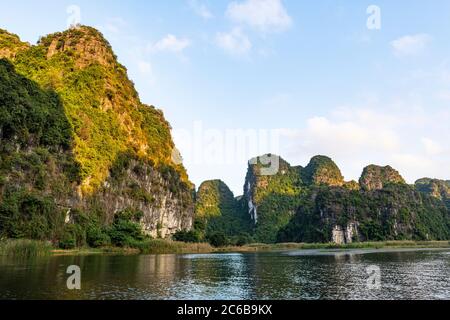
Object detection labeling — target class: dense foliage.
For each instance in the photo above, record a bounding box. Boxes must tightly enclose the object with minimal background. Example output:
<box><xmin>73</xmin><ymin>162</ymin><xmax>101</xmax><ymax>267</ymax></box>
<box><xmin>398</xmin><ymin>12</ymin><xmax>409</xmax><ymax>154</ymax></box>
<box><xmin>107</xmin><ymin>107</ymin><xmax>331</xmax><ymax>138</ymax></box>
<box><xmin>1</xmin><ymin>26</ymin><xmax>449</xmax><ymax>248</ymax></box>
<box><xmin>244</xmin><ymin>156</ymin><xmax>304</xmax><ymax>243</ymax></box>
<box><xmin>195</xmin><ymin>180</ymin><xmax>252</xmax><ymax>237</ymax></box>
<box><xmin>0</xmin><ymin>59</ymin><xmax>72</xmax><ymax>149</ymax></box>
<box><xmin>277</xmin><ymin>184</ymin><xmax>450</xmax><ymax>243</ymax></box>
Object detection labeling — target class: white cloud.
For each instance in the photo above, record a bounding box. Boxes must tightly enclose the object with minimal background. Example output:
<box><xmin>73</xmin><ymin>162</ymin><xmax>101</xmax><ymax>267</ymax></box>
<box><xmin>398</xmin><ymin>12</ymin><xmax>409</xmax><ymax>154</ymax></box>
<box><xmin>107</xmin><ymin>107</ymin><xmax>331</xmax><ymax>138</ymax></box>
<box><xmin>391</xmin><ymin>34</ymin><xmax>431</xmax><ymax>57</ymax></box>
<box><xmin>215</xmin><ymin>28</ymin><xmax>252</xmax><ymax>56</ymax></box>
<box><xmin>298</xmin><ymin>110</ymin><xmax>400</xmax><ymax>154</ymax></box>
<box><xmin>392</xmin><ymin>154</ymin><xmax>434</xmax><ymax>172</ymax></box>
<box><xmin>226</xmin><ymin>0</ymin><xmax>292</xmax><ymax>33</ymax></box>
<box><xmin>277</xmin><ymin>105</ymin><xmax>450</xmax><ymax>183</ymax></box>
<box><xmin>421</xmin><ymin>138</ymin><xmax>444</xmax><ymax>155</ymax></box>
<box><xmin>188</xmin><ymin>0</ymin><xmax>214</xmax><ymax>19</ymax></box>
<box><xmin>137</xmin><ymin>60</ymin><xmax>152</xmax><ymax>74</ymax></box>
<box><xmin>148</xmin><ymin>34</ymin><xmax>191</xmax><ymax>53</ymax></box>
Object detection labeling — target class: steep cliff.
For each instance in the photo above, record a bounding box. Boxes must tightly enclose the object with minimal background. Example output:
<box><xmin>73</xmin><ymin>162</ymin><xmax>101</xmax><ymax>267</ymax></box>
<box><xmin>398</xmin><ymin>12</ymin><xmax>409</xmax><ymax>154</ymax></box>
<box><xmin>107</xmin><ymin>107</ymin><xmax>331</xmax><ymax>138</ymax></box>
<box><xmin>278</xmin><ymin>165</ymin><xmax>449</xmax><ymax>244</ymax></box>
<box><xmin>243</xmin><ymin>155</ymin><xmax>303</xmax><ymax>242</ymax></box>
<box><xmin>195</xmin><ymin>180</ymin><xmax>252</xmax><ymax>237</ymax></box>
<box><xmin>0</xmin><ymin>26</ymin><xmax>194</xmax><ymax>243</ymax></box>
<box><xmin>240</xmin><ymin>155</ymin><xmax>449</xmax><ymax>244</ymax></box>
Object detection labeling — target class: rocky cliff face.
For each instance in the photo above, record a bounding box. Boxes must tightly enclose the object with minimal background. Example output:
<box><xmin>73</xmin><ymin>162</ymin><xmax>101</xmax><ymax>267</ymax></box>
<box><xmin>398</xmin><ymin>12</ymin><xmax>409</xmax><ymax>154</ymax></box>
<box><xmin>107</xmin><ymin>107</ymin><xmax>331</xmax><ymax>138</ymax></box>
<box><xmin>359</xmin><ymin>165</ymin><xmax>405</xmax><ymax>191</ymax></box>
<box><xmin>0</xmin><ymin>26</ymin><xmax>194</xmax><ymax>240</ymax></box>
<box><xmin>416</xmin><ymin>178</ymin><xmax>450</xmax><ymax>209</ymax></box>
<box><xmin>277</xmin><ymin>184</ymin><xmax>450</xmax><ymax>244</ymax></box>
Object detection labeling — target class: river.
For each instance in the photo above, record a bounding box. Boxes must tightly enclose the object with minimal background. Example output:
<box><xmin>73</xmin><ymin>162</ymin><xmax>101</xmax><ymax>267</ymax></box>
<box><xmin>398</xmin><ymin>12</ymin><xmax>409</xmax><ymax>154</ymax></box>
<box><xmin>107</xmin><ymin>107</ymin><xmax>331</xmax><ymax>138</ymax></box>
<box><xmin>0</xmin><ymin>248</ymin><xmax>449</xmax><ymax>300</ymax></box>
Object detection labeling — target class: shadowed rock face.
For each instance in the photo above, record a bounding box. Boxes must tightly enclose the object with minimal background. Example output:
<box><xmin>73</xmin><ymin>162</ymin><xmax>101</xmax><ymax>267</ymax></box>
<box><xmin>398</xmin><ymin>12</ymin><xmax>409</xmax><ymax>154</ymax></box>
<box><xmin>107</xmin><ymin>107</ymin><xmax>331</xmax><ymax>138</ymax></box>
<box><xmin>359</xmin><ymin>165</ymin><xmax>405</xmax><ymax>191</ymax></box>
<box><xmin>195</xmin><ymin>180</ymin><xmax>252</xmax><ymax>237</ymax></box>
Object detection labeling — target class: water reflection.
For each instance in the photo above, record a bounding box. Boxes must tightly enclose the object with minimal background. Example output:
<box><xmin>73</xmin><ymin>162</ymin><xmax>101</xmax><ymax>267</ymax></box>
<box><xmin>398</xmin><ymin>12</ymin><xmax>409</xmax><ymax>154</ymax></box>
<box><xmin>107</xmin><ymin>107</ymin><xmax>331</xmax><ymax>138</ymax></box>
<box><xmin>0</xmin><ymin>249</ymin><xmax>448</xmax><ymax>300</ymax></box>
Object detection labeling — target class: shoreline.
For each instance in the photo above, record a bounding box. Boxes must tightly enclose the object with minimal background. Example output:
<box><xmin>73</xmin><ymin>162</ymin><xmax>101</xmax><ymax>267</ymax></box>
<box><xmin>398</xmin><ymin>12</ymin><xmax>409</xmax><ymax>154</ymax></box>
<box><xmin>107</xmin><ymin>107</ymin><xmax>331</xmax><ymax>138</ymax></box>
<box><xmin>51</xmin><ymin>240</ymin><xmax>450</xmax><ymax>256</ymax></box>
<box><xmin>2</xmin><ymin>239</ymin><xmax>449</xmax><ymax>258</ymax></box>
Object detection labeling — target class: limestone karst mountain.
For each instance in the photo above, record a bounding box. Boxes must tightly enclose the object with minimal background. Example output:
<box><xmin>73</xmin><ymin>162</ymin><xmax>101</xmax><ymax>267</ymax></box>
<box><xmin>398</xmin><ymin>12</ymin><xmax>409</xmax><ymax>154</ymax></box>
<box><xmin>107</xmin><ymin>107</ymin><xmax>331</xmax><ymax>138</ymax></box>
<box><xmin>0</xmin><ymin>26</ymin><xmax>194</xmax><ymax>243</ymax></box>
<box><xmin>198</xmin><ymin>155</ymin><xmax>450</xmax><ymax>244</ymax></box>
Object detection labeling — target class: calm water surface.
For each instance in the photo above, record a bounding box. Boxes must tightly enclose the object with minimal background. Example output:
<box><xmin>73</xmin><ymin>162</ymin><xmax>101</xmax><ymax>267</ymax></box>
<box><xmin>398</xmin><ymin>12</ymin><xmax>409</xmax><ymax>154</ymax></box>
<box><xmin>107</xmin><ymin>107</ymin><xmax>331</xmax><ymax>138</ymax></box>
<box><xmin>0</xmin><ymin>248</ymin><xmax>449</xmax><ymax>300</ymax></box>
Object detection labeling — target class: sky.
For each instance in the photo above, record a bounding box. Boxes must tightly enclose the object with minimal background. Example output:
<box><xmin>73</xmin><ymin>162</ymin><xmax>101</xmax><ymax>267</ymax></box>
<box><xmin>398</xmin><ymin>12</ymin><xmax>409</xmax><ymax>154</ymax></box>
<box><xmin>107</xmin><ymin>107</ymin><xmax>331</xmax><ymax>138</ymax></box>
<box><xmin>1</xmin><ymin>0</ymin><xmax>450</xmax><ymax>195</ymax></box>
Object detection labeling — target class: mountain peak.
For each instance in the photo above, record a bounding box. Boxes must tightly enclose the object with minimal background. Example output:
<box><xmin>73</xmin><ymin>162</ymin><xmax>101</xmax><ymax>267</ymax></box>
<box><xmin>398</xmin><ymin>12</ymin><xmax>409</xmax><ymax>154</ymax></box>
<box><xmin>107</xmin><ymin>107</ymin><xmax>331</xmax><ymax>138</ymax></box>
<box><xmin>37</xmin><ymin>25</ymin><xmax>117</xmax><ymax>68</ymax></box>
<box><xmin>303</xmin><ymin>155</ymin><xmax>344</xmax><ymax>187</ymax></box>
<box><xmin>247</xmin><ymin>154</ymin><xmax>291</xmax><ymax>176</ymax></box>
<box><xmin>359</xmin><ymin>165</ymin><xmax>405</xmax><ymax>191</ymax></box>
<box><xmin>0</xmin><ymin>28</ymin><xmax>30</xmax><ymax>59</ymax></box>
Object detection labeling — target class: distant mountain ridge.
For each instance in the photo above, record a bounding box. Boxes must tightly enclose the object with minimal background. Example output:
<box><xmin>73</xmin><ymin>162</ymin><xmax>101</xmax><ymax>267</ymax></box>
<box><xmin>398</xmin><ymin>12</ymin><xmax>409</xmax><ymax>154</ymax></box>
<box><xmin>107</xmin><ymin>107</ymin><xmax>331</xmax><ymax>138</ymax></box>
<box><xmin>197</xmin><ymin>154</ymin><xmax>450</xmax><ymax>244</ymax></box>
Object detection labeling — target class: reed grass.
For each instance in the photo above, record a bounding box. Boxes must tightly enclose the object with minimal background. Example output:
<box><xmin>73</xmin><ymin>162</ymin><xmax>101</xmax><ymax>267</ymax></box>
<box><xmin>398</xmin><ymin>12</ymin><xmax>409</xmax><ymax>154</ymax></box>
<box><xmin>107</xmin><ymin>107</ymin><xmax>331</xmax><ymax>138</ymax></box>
<box><xmin>0</xmin><ymin>239</ymin><xmax>53</xmax><ymax>258</ymax></box>
<box><xmin>133</xmin><ymin>239</ymin><xmax>214</xmax><ymax>254</ymax></box>
<box><xmin>2</xmin><ymin>239</ymin><xmax>448</xmax><ymax>257</ymax></box>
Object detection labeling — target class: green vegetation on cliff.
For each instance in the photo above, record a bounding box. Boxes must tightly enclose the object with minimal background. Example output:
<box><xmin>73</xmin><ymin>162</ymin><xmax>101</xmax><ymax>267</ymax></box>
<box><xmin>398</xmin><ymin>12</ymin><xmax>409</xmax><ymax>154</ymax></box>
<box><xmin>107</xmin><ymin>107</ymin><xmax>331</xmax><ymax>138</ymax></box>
<box><xmin>0</xmin><ymin>26</ymin><xmax>194</xmax><ymax>246</ymax></box>
<box><xmin>416</xmin><ymin>178</ymin><xmax>450</xmax><ymax>209</ymax></box>
<box><xmin>174</xmin><ymin>180</ymin><xmax>252</xmax><ymax>246</ymax></box>
<box><xmin>222</xmin><ymin>155</ymin><xmax>450</xmax><ymax>245</ymax></box>
<box><xmin>1</xmin><ymin>26</ymin><xmax>449</xmax><ymax>250</ymax></box>
<box><xmin>244</xmin><ymin>156</ymin><xmax>304</xmax><ymax>243</ymax></box>
<box><xmin>302</xmin><ymin>155</ymin><xmax>344</xmax><ymax>187</ymax></box>
<box><xmin>277</xmin><ymin>184</ymin><xmax>450</xmax><ymax>243</ymax></box>
<box><xmin>6</xmin><ymin>26</ymin><xmax>189</xmax><ymax>193</ymax></box>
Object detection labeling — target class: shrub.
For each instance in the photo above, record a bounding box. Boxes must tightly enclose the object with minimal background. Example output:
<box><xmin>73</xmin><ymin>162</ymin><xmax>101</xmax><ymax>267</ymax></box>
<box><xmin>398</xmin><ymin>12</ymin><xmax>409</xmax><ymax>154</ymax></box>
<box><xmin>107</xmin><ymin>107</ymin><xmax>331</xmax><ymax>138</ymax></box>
<box><xmin>236</xmin><ymin>233</ymin><xmax>253</xmax><ymax>247</ymax></box>
<box><xmin>207</xmin><ymin>232</ymin><xmax>228</xmax><ymax>248</ymax></box>
<box><xmin>86</xmin><ymin>225</ymin><xmax>110</xmax><ymax>248</ymax></box>
<box><xmin>59</xmin><ymin>236</ymin><xmax>76</xmax><ymax>249</ymax></box>
<box><xmin>108</xmin><ymin>208</ymin><xmax>145</xmax><ymax>247</ymax></box>
<box><xmin>0</xmin><ymin>189</ymin><xmax>64</xmax><ymax>240</ymax></box>
<box><xmin>173</xmin><ymin>230</ymin><xmax>202</xmax><ymax>243</ymax></box>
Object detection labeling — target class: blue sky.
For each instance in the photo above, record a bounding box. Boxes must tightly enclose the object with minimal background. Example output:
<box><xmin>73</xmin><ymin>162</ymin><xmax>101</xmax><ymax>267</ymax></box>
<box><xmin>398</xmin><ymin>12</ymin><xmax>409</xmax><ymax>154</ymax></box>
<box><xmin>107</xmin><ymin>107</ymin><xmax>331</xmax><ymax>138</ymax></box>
<box><xmin>1</xmin><ymin>0</ymin><xmax>450</xmax><ymax>194</ymax></box>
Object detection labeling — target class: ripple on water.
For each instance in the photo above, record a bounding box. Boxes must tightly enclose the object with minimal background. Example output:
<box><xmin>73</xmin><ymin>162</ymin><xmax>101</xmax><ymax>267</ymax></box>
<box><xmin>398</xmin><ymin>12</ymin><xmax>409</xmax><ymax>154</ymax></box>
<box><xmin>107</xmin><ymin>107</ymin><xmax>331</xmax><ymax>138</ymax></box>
<box><xmin>0</xmin><ymin>249</ymin><xmax>448</xmax><ymax>300</ymax></box>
